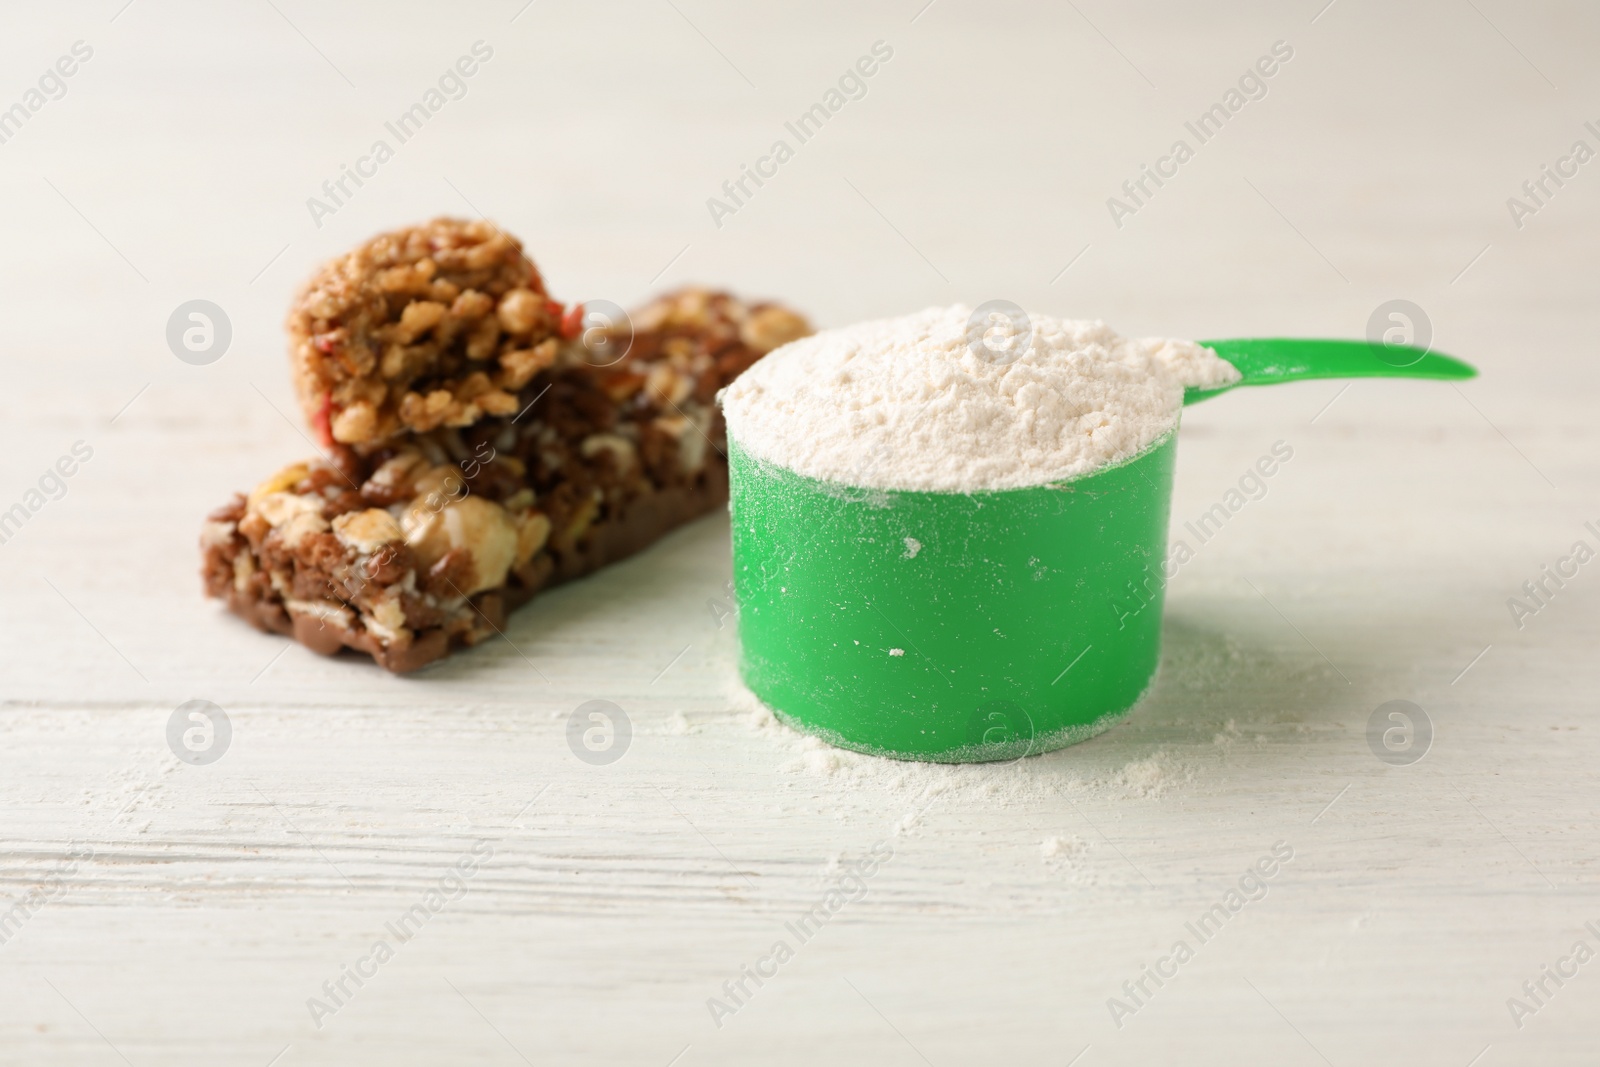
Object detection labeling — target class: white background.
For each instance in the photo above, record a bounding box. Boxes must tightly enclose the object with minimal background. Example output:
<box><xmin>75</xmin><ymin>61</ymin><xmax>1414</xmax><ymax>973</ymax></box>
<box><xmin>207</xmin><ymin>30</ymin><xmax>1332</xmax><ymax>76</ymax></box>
<box><xmin>0</xmin><ymin>1</ymin><xmax>1596</xmax><ymax>1063</ymax></box>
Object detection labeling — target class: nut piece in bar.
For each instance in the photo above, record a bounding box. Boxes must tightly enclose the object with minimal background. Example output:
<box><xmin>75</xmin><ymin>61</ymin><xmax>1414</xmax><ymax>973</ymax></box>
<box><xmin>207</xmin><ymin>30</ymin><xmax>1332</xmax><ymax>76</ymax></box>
<box><xmin>289</xmin><ymin>217</ymin><xmax>567</xmax><ymax>448</ymax></box>
<box><xmin>205</xmin><ymin>288</ymin><xmax>810</xmax><ymax>672</ymax></box>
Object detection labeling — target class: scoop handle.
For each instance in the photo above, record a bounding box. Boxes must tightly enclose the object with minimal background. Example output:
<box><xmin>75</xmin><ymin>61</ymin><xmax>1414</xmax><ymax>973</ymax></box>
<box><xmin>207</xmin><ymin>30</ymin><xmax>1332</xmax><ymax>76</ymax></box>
<box><xmin>1185</xmin><ymin>338</ymin><xmax>1477</xmax><ymax>404</ymax></box>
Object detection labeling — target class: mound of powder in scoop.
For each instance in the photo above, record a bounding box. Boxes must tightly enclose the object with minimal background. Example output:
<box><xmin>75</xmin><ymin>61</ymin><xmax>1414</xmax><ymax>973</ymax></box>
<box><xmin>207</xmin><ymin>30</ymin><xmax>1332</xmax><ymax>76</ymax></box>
<box><xmin>719</xmin><ymin>305</ymin><xmax>1240</xmax><ymax>492</ymax></box>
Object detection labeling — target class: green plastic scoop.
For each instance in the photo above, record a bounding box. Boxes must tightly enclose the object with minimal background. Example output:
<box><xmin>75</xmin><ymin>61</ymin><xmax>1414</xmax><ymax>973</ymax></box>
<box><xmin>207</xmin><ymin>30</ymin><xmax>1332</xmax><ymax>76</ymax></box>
<box><xmin>1186</xmin><ymin>337</ymin><xmax>1476</xmax><ymax>403</ymax></box>
<box><xmin>729</xmin><ymin>338</ymin><xmax>1476</xmax><ymax>763</ymax></box>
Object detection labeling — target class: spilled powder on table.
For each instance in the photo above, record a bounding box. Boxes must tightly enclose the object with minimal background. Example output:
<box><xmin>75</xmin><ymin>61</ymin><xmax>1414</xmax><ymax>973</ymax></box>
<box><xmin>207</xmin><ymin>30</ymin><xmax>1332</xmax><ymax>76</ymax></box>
<box><xmin>728</xmin><ymin>679</ymin><xmax>1191</xmax><ymax>810</ymax></box>
<box><xmin>1114</xmin><ymin>753</ymin><xmax>1182</xmax><ymax>798</ymax></box>
<box><xmin>1039</xmin><ymin>835</ymin><xmax>1080</xmax><ymax>860</ymax></box>
<box><xmin>1039</xmin><ymin>834</ymin><xmax>1095</xmax><ymax>880</ymax></box>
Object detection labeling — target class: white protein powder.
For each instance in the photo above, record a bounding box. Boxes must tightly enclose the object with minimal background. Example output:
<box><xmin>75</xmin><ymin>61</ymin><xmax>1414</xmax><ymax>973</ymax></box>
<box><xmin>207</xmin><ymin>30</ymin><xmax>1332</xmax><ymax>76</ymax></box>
<box><xmin>720</xmin><ymin>304</ymin><xmax>1240</xmax><ymax>492</ymax></box>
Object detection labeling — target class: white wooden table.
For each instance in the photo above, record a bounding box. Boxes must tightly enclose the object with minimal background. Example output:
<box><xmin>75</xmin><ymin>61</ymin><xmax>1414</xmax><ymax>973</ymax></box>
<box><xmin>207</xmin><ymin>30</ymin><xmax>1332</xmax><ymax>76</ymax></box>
<box><xmin>2</xmin><ymin>1</ymin><xmax>1597</xmax><ymax>1063</ymax></box>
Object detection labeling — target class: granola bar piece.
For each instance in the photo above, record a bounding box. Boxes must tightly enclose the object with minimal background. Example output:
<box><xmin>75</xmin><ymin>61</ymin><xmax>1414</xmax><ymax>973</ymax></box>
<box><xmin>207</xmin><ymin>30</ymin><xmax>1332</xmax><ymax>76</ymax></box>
<box><xmin>205</xmin><ymin>288</ymin><xmax>810</xmax><ymax>672</ymax></box>
<box><xmin>289</xmin><ymin>217</ymin><xmax>568</xmax><ymax>448</ymax></box>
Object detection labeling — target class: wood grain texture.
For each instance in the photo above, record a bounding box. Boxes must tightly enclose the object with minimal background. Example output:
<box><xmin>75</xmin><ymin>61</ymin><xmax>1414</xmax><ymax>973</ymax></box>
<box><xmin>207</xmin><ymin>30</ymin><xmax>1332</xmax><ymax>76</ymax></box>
<box><xmin>2</xmin><ymin>1</ymin><xmax>1599</xmax><ymax>1064</ymax></box>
